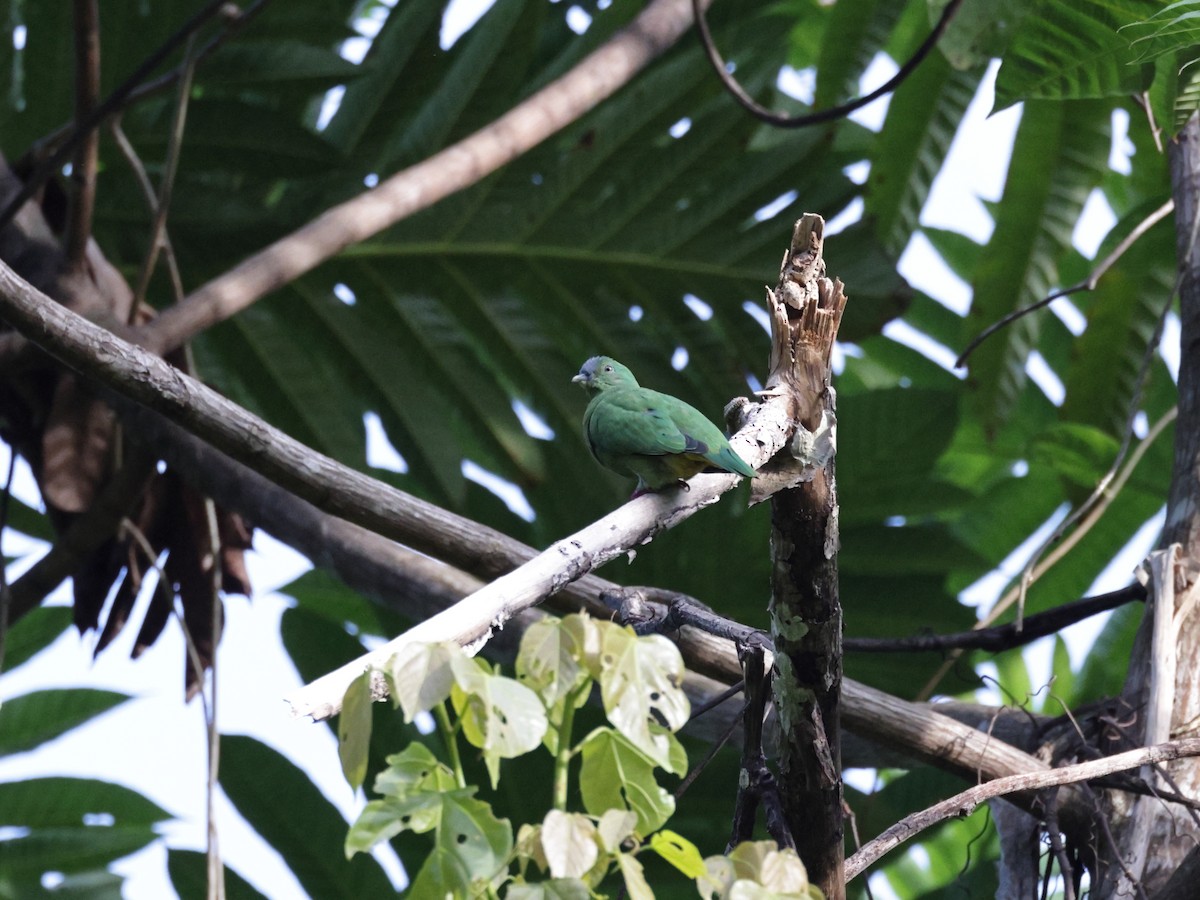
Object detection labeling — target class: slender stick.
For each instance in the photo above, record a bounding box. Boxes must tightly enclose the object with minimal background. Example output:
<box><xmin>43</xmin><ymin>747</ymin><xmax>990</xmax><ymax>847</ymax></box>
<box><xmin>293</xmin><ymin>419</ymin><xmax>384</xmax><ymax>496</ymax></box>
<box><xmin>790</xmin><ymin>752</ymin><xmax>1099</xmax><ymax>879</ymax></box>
<box><xmin>66</xmin><ymin>0</ymin><xmax>101</xmax><ymax>267</ymax></box>
<box><xmin>956</xmin><ymin>200</ymin><xmax>1175</xmax><ymax>367</ymax></box>
<box><xmin>692</xmin><ymin>0</ymin><xmax>964</xmax><ymax>129</ymax></box>
<box><xmin>844</xmin><ymin>737</ymin><xmax>1200</xmax><ymax>882</ymax></box>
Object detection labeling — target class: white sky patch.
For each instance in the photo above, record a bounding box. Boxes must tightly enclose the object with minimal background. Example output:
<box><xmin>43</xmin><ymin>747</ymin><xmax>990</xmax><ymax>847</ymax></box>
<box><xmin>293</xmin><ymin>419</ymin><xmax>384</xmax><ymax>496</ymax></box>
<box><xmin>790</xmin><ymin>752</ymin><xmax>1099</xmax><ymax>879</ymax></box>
<box><xmin>628</xmin><ymin>304</ymin><xmax>644</xmax><ymax>322</ymax></box>
<box><xmin>512</xmin><ymin>399</ymin><xmax>555</xmax><ymax>440</ymax></box>
<box><xmin>316</xmin><ymin>85</ymin><xmax>346</xmax><ymax>132</ymax></box>
<box><xmin>333</xmin><ymin>282</ymin><xmax>357</xmax><ymax>306</ymax></box>
<box><xmin>0</xmin><ymin>442</ymin><xmax>44</xmax><ymax>510</ymax></box>
<box><xmin>1050</xmin><ymin>297</ymin><xmax>1087</xmax><ymax>336</ymax></box>
<box><xmin>13</xmin><ymin>25</ymin><xmax>26</xmax><ymax>50</ymax></box>
<box><xmin>1110</xmin><ymin>107</ymin><xmax>1133</xmax><ymax>174</ymax></box>
<box><xmin>776</xmin><ymin>65</ymin><xmax>815</xmax><ymax>104</ymax></box>
<box><xmin>959</xmin><ymin>502</ymin><xmax>1071</xmax><ymax>613</ymax></box>
<box><xmin>1025</xmin><ymin>350</ymin><xmax>1065</xmax><ymax>406</ymax></box>
<box><xmin>753</xmin><ymin>189</ymin><xmax>798</xmax><ymax>223</ymax></box>
<box><xmin>1073</xmin><ymin>188</ymin><xmax>1117</xmax><ymax>259</ymax></box>
<box><xmin>843</xmin><ymin>160</ymin><xmax>870</xmax><ymax>185</ymax></box>
<box><xmin>848</xmin><ymin>53</ymin><xmax>897</xmax><ymax>132</ymax></box>
<box><xmin>842</xmin><ymin>768</ymin><xmax>878</xmax><ymax>793</ymax></box>
<box><xmin>669</xmin><ymin>117</ymin><xmax>692</xmax><ymax>139</ymax></box>
<box><xmin>671</xmin><ymin>346</ymin><xmax>689</xmax><ymax>370</ymax></box>
<box><xmin>898</xmin><ymin>231</ymin><xmax>972</xmax><ymax>314</ymax></box>
<box><xmin>922</xmin><ymin>61</ymin><xmax>1021</xmax><ymax>244</ymax></box>
<box><xmin>363</xmin><ymin>412</ymin><xmax>409</xmax><ymax>473</ymax></box>
<box><xmin>462</xmin><ymin>460</ymin><xmax>535</xmax><ymax>522</ymax></box>
<box><xmin>565</xmin><ymin>5</ymin><xmax>592</xmax><ymax>34</ymax></box>
<box><xmin>831</xmin><ymin>342</ymin><xmax>863</xmax><ymax>375</ymax></box>
<box><xmin>1133</xmin><ymin>410</ymin><xmax>1149</xmax><ymax>438</ymax></box>
<box><xmin>683</xmin><ymin>293</ymin><xmax>713</xmax><ymax>320</ymax></box>
<box><xmin>1161</xmin><ymin>311</ymin><xmax>1181</xmax><ymax>382</ymax></box>
<box><xmin>826</xmin><ymin>197</ymin><xmax>863</xmax><ymax>235</ymax></box>
<box><xmin>743</xmin><ymin>300</ymin><xmax>771</xmax><ymax>334</ymax></box>
<box><xmin>364</xmin><ymin>172</ymin><xmax>379</xmax><ymax>188</ymax></box>
<box><xmin>882</xmin><ymin>319</ymin><xmax>963</xmax><ymax>375</ymax></box>
<box><xmin>441</xmin><ymin>0</ymin><xmax>493</xmax><ymax>48</ymax></box>
<box><xmin>1012</xmin><ymin>459</ymin><xmax>1029</xmax><ymax>477</ymax></box>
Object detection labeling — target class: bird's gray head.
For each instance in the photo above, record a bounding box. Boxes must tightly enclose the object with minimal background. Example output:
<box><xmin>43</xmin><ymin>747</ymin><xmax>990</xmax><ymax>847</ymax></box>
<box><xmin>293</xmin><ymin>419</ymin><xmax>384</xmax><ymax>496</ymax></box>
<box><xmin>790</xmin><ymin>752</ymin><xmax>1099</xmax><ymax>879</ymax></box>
<box><xmin>572</xmin><ymin>356</ymin><xmax>639</xmax><ymax>393</ymax></box>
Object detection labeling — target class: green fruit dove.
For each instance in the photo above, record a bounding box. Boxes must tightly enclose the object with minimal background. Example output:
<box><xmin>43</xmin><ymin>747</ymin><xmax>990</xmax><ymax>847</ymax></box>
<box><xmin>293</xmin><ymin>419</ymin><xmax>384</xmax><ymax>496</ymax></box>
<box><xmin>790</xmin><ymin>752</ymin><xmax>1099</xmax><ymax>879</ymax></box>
<box><xmin>572</xmin><ymin>356</ymin><xmax>755</xmax><ymax>497</ymax></box>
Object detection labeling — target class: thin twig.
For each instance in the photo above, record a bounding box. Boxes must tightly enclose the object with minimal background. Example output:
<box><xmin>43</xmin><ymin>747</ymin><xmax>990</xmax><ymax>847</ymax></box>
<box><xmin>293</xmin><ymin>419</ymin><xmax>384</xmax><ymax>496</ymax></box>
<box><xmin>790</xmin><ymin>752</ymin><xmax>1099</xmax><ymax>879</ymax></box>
<box><xmin>0</xmin><ymin>0</ymin><xmax>235</xmax><ymax>232</ymax></box>
<box><xmin>917</xmin><ymin>406</ymin><xmax>1178</xmax><ymax>701</ymax></box>
<box><xmin>119</xmin><ymin>518</ymin><xmax>210</xmax><ymax>723</ymax></box>
<box><xmin>66</xmin><ymin>0</ymin><xmax>101</xmax><ymax>268</ymax></box>
<box><xmin>844</xmin><ymin>737</ymin><xmax>1200</xmax><ymax>882</ymax></box>
<box><xmin>1042</xmin><ymin>788</ymin><xmax>1076</xmax><ymax>900</ymax></box>
<box><xmin>956</xmin><ymin>200</ymin><xmax>1175</xmax><ymax>367</ymax></box>
<box><xmin>109</xmin><ymin>120</ymin><xmax>186</xmax><ymax>307</ymax></box>
<box><xmin>692</xmin><ymin>0</ymin><xmax>963</xmax><ymax>129</ymax></box>
<box><xmin>201</xmin><ymin>497</ymin><xmax>224</xmax><ymax>900</ymax></box>
<box><xmin>844</xmin><ymin>584</ymin><xmax>1144</xmax><ymax>653</ymax></box>
<box><xmin>675</xmin><ymin>697</ymin><xmax>746</xmax><ymax>801</ymax></box>
<box><xmin>132</xmin><ymin>34</ymin><xmax>198</xmax><ymax>310</ymax></box>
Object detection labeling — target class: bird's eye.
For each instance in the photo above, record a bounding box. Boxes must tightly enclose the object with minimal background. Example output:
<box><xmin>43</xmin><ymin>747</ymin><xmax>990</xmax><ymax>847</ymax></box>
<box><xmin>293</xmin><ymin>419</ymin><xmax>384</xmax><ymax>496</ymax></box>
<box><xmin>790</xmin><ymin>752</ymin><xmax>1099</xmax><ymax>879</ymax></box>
<box><xmin>603</xmin><ymin>365</ymin><xmax>613</xmax><ymax>373</ymax></box>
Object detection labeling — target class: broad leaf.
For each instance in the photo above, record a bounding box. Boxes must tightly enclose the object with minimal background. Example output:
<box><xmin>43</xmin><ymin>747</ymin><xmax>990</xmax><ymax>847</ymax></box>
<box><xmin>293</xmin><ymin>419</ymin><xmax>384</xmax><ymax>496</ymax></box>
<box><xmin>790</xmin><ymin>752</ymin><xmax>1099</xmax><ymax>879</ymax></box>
<box><xmin>597</xmin><ymin>628</ymin><xmax>689</xmax><ymax>770</ymax></box>
<box><xmin>0</xmin><ymin>690</ymin><xmax>130</xmax><ymax>757</ymax></box>
<box><xmin>578</xmin><ymin>728</ymin><xmax>674</xmax><ymax>835</ymax></box>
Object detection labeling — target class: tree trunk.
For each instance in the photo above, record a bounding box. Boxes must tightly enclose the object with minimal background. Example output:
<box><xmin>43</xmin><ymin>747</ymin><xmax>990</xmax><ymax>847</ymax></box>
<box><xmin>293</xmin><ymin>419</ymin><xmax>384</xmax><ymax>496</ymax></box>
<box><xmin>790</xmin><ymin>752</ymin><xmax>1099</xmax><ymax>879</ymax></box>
<box><xmin>1101</xmin><ymin>116</ymin><xmax>1200</xmax><ymax>896</ymax></box>
<box><xmin>762</xmin><ymin>216</ymin><xmax>847</xmax><ymax>897</ymax></box>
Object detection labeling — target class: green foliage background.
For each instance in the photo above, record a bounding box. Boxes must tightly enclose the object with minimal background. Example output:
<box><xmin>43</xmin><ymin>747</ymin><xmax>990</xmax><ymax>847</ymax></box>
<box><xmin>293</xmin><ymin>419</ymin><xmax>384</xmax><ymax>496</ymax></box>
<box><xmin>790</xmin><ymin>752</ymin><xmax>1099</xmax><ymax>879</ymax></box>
<box><xmin>0</xmin><ymin>0</ymin><xmax>1192</xmax><ymax>896</ymax></box>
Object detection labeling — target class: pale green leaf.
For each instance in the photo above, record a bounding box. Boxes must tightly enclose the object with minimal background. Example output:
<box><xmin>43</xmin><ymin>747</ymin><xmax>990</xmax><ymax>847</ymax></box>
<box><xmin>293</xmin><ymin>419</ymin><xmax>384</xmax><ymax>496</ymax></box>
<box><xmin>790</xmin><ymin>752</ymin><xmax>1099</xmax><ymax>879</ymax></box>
<box><xmin>437</xmin><ymin>791</ymin><xmax>514</xmax><ymax>889</ymax></box>
<box><xmin>517</xmin><ymin>616</ymin><xmax>590</xmax><ymax>705</ymax></box>
<box><xmin>338</xmin><ymin>671</ymin><xmax>373</xmax><ymax>791</ymax></box>
<box><xmin>616</xmin><ymin>852</ymin><xmax>655</xmax><ymax>900</ymax></box>
<box><xmin>650</xmin><ymin>829</ymin><xmax>707</xmax><ymax>879</ymax></box>
<box><xmin>453</xmin><ymin>669</ymin><xmax>548</xmax><ymax>788</ymax></box>
<box><xmin>578</xmin><ymin>728</ymin><xmax>674</xmax><ymax>834</ymax></box>
<box><xmin>506</xmin><ymin>879</ymin><xmax>592</xmax><ymax>900</ymax></box>
<box><xmin>539</xmin><ymin>810</ymin><xmax>598</xmax><ymax>880</ymax></box>
<box><xmin>372</xmin><ymin>743</ymin><xmax>457</xmax><ymax>800</ymax></box>
<box><xmin>562</xmin><ymin>613</ymin><xmax>603</xmax><ymax>679</ymax></box>
<box><xmin>596</xmin><ymin>809</ymin><xmax>638</xmax><ymax>854</ymax></box>
<box><xmin>389</xmin><ymin>641</ymin><xmax>462</xmax><ymax>722</ymax></box>
<box><xmin>598</xmin><ymin>627</ymin><xmax>689</xmax><ymax>768</ymax></box>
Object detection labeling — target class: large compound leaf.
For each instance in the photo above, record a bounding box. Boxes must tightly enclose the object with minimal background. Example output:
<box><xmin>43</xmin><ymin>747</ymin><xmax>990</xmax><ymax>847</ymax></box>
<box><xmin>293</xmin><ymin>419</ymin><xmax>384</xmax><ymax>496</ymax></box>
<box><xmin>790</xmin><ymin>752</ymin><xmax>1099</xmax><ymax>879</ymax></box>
<box><xmin>219</xmin><ymin>735</ymin><xmax>393</xmax><ymax>899</ymax></box>
<box><xmin>962</xmin><ymin>99</ymin><xmax>1111</xmax><ymax>432</ymax></box>
<box><xmin>994</xmin><ymin>0</ymin><xmax>1158</xmax><ymax>110</ymax></box>
<box><xmin>0</xmin><ymin>690</ymin><xmax>130</xmax><ymax>757</ymax></box>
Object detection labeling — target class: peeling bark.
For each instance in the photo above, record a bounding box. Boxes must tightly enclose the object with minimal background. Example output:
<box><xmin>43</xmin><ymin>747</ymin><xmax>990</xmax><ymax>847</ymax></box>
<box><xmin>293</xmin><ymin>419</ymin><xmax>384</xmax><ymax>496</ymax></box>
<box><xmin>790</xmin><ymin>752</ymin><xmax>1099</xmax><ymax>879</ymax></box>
<box><xmin>762</xmin><ymin>216</ymin><xmax>847</xmax><ymax>897</ymax></box>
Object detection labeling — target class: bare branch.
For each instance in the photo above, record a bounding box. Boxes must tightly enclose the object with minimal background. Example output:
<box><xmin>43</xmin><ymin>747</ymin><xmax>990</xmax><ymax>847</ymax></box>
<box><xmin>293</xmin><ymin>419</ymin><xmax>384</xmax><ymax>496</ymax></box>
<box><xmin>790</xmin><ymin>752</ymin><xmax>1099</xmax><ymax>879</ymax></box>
<box><xmin>131</xmin><ymin>35</ymin><xmax>198</xmax><ymax>310</ymax></box>
<box><xmin>0</xmin><ymin>0</ymin><xmax>233</xmax><ymax>233</ymax></box>
<box><xmin>66</xmin><ymin>0</ymin><xmax>100</xmax><ymax>268</ymax></box>
<box><xmin>845</xmin><ymin>737</ymin><xmax>1200</xmax><ymax>883</ymax></box>
<box><xmin>137</xmin><ymin>0</ymin><xmax>708</xmax><ymax>356</ymax></box>
<box><xmin>956</xmin><ymin>199</ymin><xmax>1175</xmax><ymax>367</ymax></box>
<box><xmin>692</xmin><ymin>0</ymin><xmax>963</xmax><ymax>129</ymax></box>
<box><xmin>844</xmin><ymin>584</ymin><xmax>1144</xmax><ymax>653</ymax></box>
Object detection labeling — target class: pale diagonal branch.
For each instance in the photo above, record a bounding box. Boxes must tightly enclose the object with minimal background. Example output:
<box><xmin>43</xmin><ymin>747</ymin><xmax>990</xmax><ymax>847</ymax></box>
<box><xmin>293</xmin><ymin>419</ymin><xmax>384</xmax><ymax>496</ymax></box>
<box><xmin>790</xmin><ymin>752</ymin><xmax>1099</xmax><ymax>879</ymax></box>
<box><xmin>845</xmin><ymin>737</ymin><xmax>1200</xmax><ymax>883</ymax></box>
<box><xmin>137</xmin><ymin>0</ymin><xmax>709</xmax><ymax>356</ymax></box>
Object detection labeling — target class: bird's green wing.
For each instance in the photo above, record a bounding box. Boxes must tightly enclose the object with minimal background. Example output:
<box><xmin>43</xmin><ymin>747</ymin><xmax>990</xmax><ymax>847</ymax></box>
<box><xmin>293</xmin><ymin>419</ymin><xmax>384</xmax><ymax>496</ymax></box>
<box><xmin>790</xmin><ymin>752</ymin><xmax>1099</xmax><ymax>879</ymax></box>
<box><xmin>585</xmin><ymin>388</ymin><xmax>697</xmax><ymax>458</ymax></box>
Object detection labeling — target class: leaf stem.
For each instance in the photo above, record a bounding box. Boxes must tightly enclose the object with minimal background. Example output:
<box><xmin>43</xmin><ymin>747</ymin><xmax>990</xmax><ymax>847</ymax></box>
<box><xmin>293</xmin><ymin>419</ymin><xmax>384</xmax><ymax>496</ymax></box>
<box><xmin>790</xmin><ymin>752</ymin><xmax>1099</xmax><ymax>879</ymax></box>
<box><xmin>553</xmin><ymin>687</ymin><xmax>584</xmax><ymax>810</ymax></box>
<box><xmin>435</xmin><ymin>703</ymin><xmax>466</xmax><ymax>789</ymax></box>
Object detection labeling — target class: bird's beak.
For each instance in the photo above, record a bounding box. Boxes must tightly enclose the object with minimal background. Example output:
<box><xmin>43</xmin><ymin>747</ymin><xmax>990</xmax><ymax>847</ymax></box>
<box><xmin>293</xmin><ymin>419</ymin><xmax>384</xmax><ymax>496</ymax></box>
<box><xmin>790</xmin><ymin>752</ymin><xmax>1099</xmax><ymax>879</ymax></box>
<box><xmin>571</xmin><ymin>373</ymin><xmax>588</xmax><ymax>384</ymax></box>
